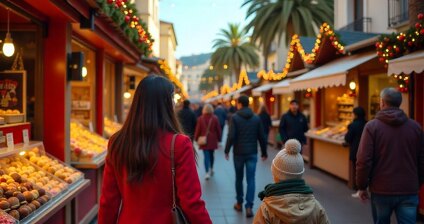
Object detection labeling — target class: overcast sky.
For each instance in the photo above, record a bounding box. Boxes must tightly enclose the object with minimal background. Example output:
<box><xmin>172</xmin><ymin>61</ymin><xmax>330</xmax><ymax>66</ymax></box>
<box><xmin>159</xmin><ymin>0</ymin><xmax>248</xmax><ymax>58</ymax></box>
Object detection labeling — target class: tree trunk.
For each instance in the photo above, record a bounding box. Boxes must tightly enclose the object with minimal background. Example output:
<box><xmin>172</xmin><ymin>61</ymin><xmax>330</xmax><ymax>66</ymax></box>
<box><xmin>234</xmin><ymin>67</ymin><xmax>241</xmax><ymax>84</ymax></box>
<box><xmin>263</xmin><ymin>50</ymin><xmax>269</xmax><ymax>71</ymax></box>
<box><xmin>409</xmin><ymin>0</ymin><xmax>424</xmax><ymax>26</ymax></box>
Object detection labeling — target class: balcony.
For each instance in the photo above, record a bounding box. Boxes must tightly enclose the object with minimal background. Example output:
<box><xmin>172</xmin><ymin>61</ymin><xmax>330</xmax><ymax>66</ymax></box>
<box><xmin>339</xmin><ymin>17</ymin><xmax>372</xmax><ymax>32</ymax></box>
<box><xmin>388</xmin><ymin>0</ymin><xmax>409</xmax><ymax>28</ymax></box>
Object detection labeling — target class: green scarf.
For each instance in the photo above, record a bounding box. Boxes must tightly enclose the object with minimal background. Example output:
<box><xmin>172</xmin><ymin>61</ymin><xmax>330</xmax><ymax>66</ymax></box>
<box><xmin>258</xmin><ymin>179</ymin><xmax>313</xmax><ymax>201</ymax></box>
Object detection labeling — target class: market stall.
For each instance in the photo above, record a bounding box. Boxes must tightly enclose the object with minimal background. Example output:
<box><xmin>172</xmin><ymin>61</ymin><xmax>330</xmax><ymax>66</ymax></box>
<box><xmin>290</xmin><ymin>51</ymin><xmax>377</xmax><ymax>184</ymax></box>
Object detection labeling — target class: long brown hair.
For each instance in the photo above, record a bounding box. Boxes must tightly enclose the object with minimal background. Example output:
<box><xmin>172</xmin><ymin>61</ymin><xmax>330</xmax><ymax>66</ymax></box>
<box><xmin>110</xmin><ymin>75</ymin><xmax>182</xmax><ymax>182</ymax></box>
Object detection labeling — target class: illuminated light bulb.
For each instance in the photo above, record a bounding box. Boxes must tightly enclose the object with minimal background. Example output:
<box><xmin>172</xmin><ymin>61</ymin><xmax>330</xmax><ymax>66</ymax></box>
<box><xmin>349</xmin><ymin>81</ymin><xmax>357</xmax><ymax>90</ymax></box>
<box><xmin>124</xmin><ymin>91</ymin><xmax>131</xmax><ymax>99</ymax></box>
<box><xmin>82</xmin><ymin>66</ymin><xmax>88</xmax><ymax>78</ymax></box>
<box><xmin>2</xmin><ymin>33</ymin><xmax>15</xmax><ymax>57</ymax></box>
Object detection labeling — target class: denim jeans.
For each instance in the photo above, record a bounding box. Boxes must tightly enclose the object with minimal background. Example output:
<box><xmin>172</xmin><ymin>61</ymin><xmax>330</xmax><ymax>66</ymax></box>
<box><xmin>233</xmin><ymin>154</ymin><xmax>258</xmax><ymax>209</ymax></box>
<box><xmin>202</xmin><ymin>150</ymin><xmax>215</xmax><ymax>173</ymax></box>
<box><xmin>371</xmin><ymin>193</ymin><xmax>419</xmax><ymax>224</ymax></box>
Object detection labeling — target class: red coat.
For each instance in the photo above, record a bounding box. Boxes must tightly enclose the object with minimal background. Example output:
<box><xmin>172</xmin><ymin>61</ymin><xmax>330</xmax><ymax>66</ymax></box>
<box><xmin>98</xmin><ymin>132</ymin><xmax>211</xmax><ymax>224</ymax></box>
<box><xmin>194</xmin><ymin>114</ymin><xmax>222</xmax><ymax>150</ymax></box>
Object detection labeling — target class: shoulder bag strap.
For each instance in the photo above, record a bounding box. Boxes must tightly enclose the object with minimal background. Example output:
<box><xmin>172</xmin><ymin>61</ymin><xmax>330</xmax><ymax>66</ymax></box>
<box><xmin>205</xmin><ymin>116</ymin><xmax>213</xmax><ymax>136</ymax></box>
<box><xmin>171</xmin><ymin>134</ymin><xmax>178</xmax><ymax>209</ymax></box>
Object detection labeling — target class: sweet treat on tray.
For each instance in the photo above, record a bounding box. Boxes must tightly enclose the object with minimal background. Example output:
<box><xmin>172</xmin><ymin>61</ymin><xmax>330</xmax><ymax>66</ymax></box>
<box><xmin>0</xmin><ymin>156</ymin><xmax>67</xmax><ymax>197</ymax></box>
<box><xmin>310</xmin><ymin>121</ymin><xmax>350</xmax><ymax>141</ymax></box>
<box><xmin>70</xmin><ymin>122</ymin><xmax>107</xmax><ymax>162</ymax></box>
<box><xmin>24</xmin><ymin>148</ymin><xmax>83</xmax><ymax>184</ymax></box>
<box><xmin>0</xmin><ymin>110</ymin><xmax>21</xmax><ymax>115</ymax></box>
<box><xmin>0</xmin><ymin>171</ymin><xmax>51</xmax><ymax>221</ymax></box>
<box><xmin>104</xmin><ymin>117</ymin><xmax>122</xmax><ymax>138</ymax></box>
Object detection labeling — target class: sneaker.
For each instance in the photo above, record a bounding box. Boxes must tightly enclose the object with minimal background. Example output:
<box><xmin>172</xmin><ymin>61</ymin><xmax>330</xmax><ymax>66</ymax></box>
<box><xmin>246</xmin><ymin>207</ymin><xmax>253</xmax><ymax>218</ymax></box>
<box><xmin>233</xmin><ymin>203</ymin><xmax>242</xmax><ymax>212</ymax></box>
<box><xmin>205</xmin><ymin>173</ymin><xmax>210</xmax><ymax>180</ymax></box>
<box><xmin>210</xmin><ymin>169</ymin><xmax>214</xmax><ymax>176</ymax></box>
<box><xmin>351</xmin><ymin>191</ymin><xmax>360</xmax><ymax>198</ymax></box>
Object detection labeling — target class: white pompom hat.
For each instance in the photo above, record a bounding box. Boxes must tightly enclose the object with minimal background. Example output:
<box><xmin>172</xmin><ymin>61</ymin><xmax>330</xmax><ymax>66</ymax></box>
<box><xmin>271</xmin><ymin>139</ymin><xmax>305</xmax><ymax>181</ymax></box>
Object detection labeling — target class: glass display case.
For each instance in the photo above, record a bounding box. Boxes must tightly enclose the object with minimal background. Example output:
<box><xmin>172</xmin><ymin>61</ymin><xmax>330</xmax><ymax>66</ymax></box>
<box><xmin>70</xmin><ymin>121</ymin><xmax>107</xmax><ymax>163</ymax></box>
<box><xmin>0</xmin><ymin>142</ymin><xmax>88</xmax><ymax>223</ymax></box>
<box><xmin>103</xmin><ymin>117</ymin><xmax>122</xmax><ymax>139</ymax></box>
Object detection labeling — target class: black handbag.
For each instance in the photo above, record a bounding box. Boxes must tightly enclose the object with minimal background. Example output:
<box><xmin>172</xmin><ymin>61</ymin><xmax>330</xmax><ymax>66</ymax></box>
<box><xmin>170</xmin><ymin>134</ymin><xmax>189</xmax><ymax>224</ymax></box>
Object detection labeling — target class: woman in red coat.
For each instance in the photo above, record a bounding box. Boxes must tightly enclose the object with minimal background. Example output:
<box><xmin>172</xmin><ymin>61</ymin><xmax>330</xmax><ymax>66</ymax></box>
<box><xmin>194</xmin><ymin>104</ymin><xmax>222</xmax><ymax>180</ymax></box>
<box><xmin>98</xmin><ymin>75</ymin><xmax>211</xmax><ymax>224</ymax></box>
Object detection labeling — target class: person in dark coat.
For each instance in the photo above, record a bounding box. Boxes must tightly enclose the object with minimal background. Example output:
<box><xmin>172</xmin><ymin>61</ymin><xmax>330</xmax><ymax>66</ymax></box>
<box><xmin>344</xmin><ymin>106</ymin><xmax>367</xmax><ymax>197</ymax></box>
<box><xmin>177</xmin><ymin>100</ymin><xmax>197</xmax><ymax>141</ymax></box>
<box><xmin>278</xmin><ymin>100</ymin><xmax>309</xmax><ymax>146</ymax></box>
<box><xmin>258</xmin><ymin>104</ymin><xmax>272</xmax><ymax>145</ymax></box>
<box><xmin>356</xmin><ymin>88</ymin><xmax>424</xmax><ymax>223</ymax></box>
<box><xmin>225</xmin><ymin>95</ymin><xmax>268</xmax><ymax>218</ymax></box>
<box><xmin>214</xmin><ymin>103</ymin><xmax>227</xmax><ymax>132</ymax></box>
<box><xmin>194</xmin><ymin>103</ymin><xmax>203</xmax><ymax>118</ymax></box>
<box><xmin>194</xmin><ymin>104</ymin><xmax>222</xmax><ymax>180</ymax></box>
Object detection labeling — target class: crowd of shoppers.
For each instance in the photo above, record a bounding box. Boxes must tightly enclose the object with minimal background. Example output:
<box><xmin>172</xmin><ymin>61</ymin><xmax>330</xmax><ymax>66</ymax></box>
<box><xmin>99</xmin><ymin>79</ymin><xmax>423</xmax><ymax>224</ymax></box>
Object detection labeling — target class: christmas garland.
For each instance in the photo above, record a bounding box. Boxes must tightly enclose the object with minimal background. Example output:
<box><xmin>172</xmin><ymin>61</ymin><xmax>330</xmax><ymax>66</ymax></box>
<box><xmin>307</xmin><ymin>23</ymin><xmax>345</xmax><ymax>64</ymax></box>
<box><xmin>96</xmin><ymin>0</ymin><xmax>154</xmax><ymax>56</ymax></box>
<box><xmin>376</xmin><ymin>13</ymin><xmax>424</xmax><ymax>65</ymax></box>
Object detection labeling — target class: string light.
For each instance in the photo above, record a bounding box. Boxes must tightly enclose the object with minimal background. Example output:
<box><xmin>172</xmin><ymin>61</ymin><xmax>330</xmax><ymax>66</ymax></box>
<box><xmin>306</xmin><ymin>23</ymin><xmax>345</xmax><ymax>64</ymax></box>
<box><xmin>158</xmin><ymin>60</ymin><xmax>188</xmax><ymax>98</ymax></box>
<box><xmin>376</xmin><ymin>13</ymin><xmax>424</xmax><ymax>64</ymax></box>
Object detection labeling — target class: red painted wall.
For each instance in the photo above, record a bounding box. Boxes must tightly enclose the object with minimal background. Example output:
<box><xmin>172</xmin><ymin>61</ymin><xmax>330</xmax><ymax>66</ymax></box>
<box><xmin>0</xmin><ymin>124</ymin><xmax>31</xmax><ymax>145</ymax></box>
<box><xmin>96</xmin><ymin>50</ymin><xmax>104</xmax><ymax>135</ymax></box>
<box><xmin>43</xmin><ymin>21</ymin><xmax>70</xmax><ymax>161</ymax></box>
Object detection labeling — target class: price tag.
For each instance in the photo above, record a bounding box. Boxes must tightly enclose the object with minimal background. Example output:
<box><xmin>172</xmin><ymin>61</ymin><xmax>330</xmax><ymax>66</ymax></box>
<box><xmin>89</xmin><ymin>122</ymin><xmax>94</xmax><ymax>132</ymax></box>
<box><xmin>6</xmin><ymin>133</ymin><xmax>14</xmax><ymax>149</ymax></box>
<box><xmin>23</xmin><ymin>129</ymin><xmax>29</xmax><ymax>145</ymax></box>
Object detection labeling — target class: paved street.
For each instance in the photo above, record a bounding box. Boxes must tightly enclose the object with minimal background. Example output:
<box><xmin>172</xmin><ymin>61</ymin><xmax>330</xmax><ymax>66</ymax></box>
<box><xmin>196</xmin><ymin>126</ymin><xmax>373</xmax><ymax>224</ymax></box>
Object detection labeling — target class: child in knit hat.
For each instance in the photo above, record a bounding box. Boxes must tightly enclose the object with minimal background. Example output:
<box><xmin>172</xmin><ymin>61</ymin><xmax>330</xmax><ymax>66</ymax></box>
<box><xmin>253</xmin><ymin>139</ymin><xmax>330</xmax><ymax>224</ymax></box>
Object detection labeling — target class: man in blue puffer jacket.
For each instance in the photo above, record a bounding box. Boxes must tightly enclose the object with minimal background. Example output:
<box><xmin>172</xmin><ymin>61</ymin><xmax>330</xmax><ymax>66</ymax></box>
<box><xmin>225</xmin><ymin>95</ymin><xmax>268</xmax><ymax>218</ymax></box>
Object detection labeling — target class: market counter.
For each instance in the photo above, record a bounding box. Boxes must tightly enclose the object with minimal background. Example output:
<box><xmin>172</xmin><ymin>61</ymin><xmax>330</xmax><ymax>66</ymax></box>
<box><xmin>72</xmin><ymin>152</ymin><xmax>106</xmax><ymax>224</ymax></box>
<box><xmin>306</xmin><ymin>132</ymin><xmax>351</xmax><ymax>185</ymax></box>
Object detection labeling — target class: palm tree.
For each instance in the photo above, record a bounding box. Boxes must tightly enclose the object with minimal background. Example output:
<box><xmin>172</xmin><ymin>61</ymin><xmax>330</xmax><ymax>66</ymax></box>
<box><xmin>243</xmin><ymin>0</ymin><xmax>333</xmax><ymax>69</ymax></box>
<box><xmin>211</xmin><ymin>23</ymin><xmax>259</xmax><ymax>83</ymax></box>
<box><xmin>409</xmin><ymin>0</ymin><xmax>424</xmax><ymax>26</ymax></box>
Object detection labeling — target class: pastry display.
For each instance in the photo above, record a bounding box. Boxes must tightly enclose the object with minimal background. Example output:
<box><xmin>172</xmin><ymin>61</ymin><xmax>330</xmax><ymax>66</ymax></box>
<box><xmin>337</xmin><ymin>94</ymin><xmax>354</xmax><ymax>122</ymax></box>
<box><xmin>0</xmin><ymin>156</ymin><xmax>67</xmax><ymax>197</ymax></box>
<box><xmin>0</xmin><ymin>171</ymin><xmax>51</xmax><ymax>221</ymax></box>
<box><xmin>24</xmin><ymin>148</ymin><xmax>83</xmax><ymax>184</ymax></box>
<box><xmin>0</xmin><ymin>110</ymin><xmax>21</xmax><ymax>115</ymax></box>
<box><xmin>104</xmin><ymin>117</ymin><xmax>122</xmax><ymax>138</ymax></box>
<box><xmin>309</xmin><ymin>121</ymin><xmax>350</xmax><ymax>141</ymax></box>
<box><xmin>70</xmin><ymin>122</ymin><xmax>108</xmax><ymax>162</ymax></box>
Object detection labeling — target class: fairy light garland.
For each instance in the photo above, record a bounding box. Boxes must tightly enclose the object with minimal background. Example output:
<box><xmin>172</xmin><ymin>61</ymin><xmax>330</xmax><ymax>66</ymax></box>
<box><xmin>202</xmin><ymin>69</ymin><xmax>252</xmax><ymax>101</ymax></box>
<box><xmin>376</xmin><ymin>13</ymin><xmax>424</xmax><ymax>65</ymax></box>
<box><xmin>306</xmin><ymin>23</ymin><xmax>345</xmax><ymax>64</ymax></box>
<box><xmin>393</xmin><ymin>74</ymin><xmax>409</xmax><ymax>93</ymax></box>
<box><xmin>158</xmin><ymin>60</ymin><xmax>188</xmax><ymax>98</ymax></box>
<box><xmin>202</xmin><ymin>90</ymin><xmax>219</xmax><ymax>101</ymax></box>
<box><xmin>103</xmin><ymin>0</ymin><xmax>154</xmax><ymax>54</ymax></box>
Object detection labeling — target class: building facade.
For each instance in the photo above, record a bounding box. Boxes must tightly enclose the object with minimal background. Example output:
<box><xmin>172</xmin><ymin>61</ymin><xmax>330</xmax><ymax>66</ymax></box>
<box><xmin>136</xmin><ymin>0</ymin><xmax>161</xmax><ymax>56</ymax></box>
<box><xmin>335</xmin><ymin>0</ymin><xmax>409</xmax><ymax>33</ymax></box>
<box><xmin>160</xmin><ymin>21</ymin><xmax>178</xmax><ymax>75</ymax></box>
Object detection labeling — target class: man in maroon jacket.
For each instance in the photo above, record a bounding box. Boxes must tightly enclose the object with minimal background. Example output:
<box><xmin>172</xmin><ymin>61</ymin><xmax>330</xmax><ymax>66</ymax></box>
<box><xmin>356</xmin><ymin>88</ymin><xmax>424</xmax><ymax>224</ymax></box>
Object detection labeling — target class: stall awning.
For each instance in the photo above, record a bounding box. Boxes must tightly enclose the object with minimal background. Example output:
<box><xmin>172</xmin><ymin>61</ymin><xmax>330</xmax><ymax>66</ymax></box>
<box><xmin>289</xmin><ymin>52</ymin><xmax>376</xmax><ymax>91</ymax></box>
<box><xmin>272</xmin><ymin>79</ymin><xmax>291</xmax><ymax>95</ymax></box>
<box><xmin>234</xmin><ymin>85</ymin><xmax>252</xmax><ymax>98</ymax></box>
<box><xmin>205</xmin><ymin>95</ymin><xmax>222</xmax><ymax>103</ymax></box>
<box><xmin>388</xmin><ymin>50</ymin><xmax>424</xmax><ymax>75</ymax></box>
<box><xmin>252</xmin><ymin>83</ymin><xmax>276</xmax><ymax>96</ymax></box>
